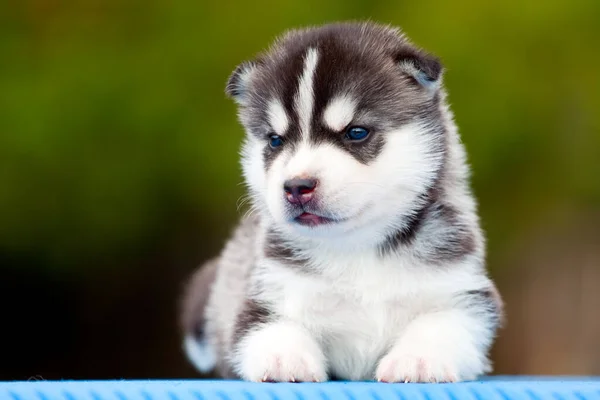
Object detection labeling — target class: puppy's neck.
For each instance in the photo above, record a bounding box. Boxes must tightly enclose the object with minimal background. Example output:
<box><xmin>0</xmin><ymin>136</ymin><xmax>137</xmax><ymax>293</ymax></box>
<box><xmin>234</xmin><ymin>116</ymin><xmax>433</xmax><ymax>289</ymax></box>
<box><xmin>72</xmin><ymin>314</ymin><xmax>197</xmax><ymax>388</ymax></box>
<box><xmin>261</xmin><ymin>207</ymin><xmax>428</xmax><ymax>261</ymax></box>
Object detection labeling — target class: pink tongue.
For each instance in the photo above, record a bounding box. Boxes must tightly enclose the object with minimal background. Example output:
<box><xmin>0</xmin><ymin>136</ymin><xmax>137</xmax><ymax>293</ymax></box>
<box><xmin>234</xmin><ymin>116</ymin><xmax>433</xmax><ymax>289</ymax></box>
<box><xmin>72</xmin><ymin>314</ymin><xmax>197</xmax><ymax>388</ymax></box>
<box><xmin>298</xmin><ymin>212</ymin><xmax>321</xmax><ymax>222</ymax></box>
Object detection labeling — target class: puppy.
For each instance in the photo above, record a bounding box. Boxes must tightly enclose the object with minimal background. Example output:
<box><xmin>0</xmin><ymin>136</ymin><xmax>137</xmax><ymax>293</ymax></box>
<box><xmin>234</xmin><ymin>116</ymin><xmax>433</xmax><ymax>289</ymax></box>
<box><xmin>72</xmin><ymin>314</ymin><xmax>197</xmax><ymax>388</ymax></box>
<box><xmin>180</xmin><ymin>21</ymin><xmax>503</xmax><ymax>383</ymax></box>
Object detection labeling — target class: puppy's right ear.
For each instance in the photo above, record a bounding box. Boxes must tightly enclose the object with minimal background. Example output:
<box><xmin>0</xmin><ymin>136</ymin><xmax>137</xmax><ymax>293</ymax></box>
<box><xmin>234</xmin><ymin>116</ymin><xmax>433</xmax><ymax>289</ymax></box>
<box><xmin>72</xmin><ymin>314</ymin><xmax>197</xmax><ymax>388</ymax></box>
<box><xmin>394</xmin><ymin>46</ymin><xmax>443</xmax><ymax>92</ymax></box>
<box><xmin>225</xmin><ymin>60</ymin><xmax>260</xmax><ymax>105</ymax></box>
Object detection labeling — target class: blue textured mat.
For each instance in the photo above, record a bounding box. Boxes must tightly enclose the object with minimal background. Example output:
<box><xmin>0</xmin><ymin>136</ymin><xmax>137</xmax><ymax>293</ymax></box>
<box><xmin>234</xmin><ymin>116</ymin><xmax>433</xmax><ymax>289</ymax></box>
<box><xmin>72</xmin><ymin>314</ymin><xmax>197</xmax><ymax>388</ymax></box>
<box><xmin>2</xmin><ymin>378</ymin><xmax>600</xmax><ymax>400</ymax></box>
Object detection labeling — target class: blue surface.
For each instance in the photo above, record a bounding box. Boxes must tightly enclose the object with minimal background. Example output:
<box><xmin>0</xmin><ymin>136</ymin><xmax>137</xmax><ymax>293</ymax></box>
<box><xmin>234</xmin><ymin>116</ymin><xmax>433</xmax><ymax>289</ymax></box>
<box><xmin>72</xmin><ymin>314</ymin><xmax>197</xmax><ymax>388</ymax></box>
<box><xmin>1</xmin><ymin>378</ymin><xmax>600</xmax><ymax>400</ymax></box>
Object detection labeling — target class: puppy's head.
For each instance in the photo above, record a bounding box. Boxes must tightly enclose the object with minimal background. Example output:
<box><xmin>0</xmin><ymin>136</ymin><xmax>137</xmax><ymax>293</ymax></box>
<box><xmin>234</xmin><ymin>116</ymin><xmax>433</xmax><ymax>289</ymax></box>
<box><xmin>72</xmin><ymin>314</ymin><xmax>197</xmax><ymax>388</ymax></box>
<box><xmin>228</xmin><ymin>22</ymin><xmax>447</xmax><ymax>240</ymax></box>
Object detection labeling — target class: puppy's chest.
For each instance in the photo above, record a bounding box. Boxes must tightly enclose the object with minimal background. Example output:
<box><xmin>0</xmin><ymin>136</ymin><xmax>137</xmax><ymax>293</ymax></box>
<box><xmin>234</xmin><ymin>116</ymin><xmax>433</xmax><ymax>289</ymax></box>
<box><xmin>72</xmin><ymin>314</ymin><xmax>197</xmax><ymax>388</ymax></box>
<box><xmin>274</xmin><ymin>264</ymin><xmax>419</xmax><ymax>380</ymax></box>
<box><xmin>303</xmin><ymin>284</ymin><xmax>410</xmax><ymax>339</ymax></box>
<box><xmin>274</xmin><ymin>259</ymin><xmax>421</xmax><ymax>341</ymax></box>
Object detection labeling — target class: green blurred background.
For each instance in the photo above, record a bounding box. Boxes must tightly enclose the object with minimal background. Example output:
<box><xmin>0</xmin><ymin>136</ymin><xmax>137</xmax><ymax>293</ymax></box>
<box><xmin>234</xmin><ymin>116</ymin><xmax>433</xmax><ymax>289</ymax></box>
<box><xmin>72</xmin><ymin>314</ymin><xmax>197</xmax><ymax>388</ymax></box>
<box><xmin>1</xmin><ymin>0</ymin><xmax>599</xmax><ymax>380</ymax></box>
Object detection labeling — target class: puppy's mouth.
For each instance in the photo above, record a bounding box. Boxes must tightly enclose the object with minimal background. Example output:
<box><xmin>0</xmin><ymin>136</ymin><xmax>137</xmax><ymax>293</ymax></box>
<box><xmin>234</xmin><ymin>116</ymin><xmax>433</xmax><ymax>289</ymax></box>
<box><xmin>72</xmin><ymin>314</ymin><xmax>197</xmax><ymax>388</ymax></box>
<box><xmin>293</xmin><ymin>212</ymin><xmax>339</xmax><ymax>227</ymax></box>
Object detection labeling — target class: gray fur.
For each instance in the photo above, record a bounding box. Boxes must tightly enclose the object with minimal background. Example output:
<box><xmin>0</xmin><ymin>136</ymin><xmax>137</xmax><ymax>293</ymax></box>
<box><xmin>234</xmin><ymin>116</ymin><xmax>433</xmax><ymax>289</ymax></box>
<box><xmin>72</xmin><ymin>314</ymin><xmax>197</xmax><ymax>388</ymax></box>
<box><xmin>229</xmin><ymin>22</ymin><xmax>445</xmax><ymax>166</ymax></box>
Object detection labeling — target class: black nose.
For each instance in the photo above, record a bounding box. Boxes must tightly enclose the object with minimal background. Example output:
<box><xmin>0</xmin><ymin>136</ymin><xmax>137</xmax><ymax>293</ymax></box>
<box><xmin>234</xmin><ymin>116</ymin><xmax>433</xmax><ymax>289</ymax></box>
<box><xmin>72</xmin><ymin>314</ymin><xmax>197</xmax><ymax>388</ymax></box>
<box><xmin>283</xmin><ymin>178</ymin><xmax>318</xmax><ymax>204</ymax></box>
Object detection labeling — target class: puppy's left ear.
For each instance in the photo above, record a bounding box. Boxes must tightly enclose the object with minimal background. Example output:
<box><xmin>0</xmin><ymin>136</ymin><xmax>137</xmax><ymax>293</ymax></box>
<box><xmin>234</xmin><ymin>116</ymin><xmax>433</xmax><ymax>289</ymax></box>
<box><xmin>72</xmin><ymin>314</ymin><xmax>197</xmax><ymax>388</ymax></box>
<box><xmin>395</xmin><ymin>46</ymin><xmax>443</xmax><ymax>91</ymax></box>
<box><xmin>225</xmin><ymin>60</ymin><xmax>260</xmax><ymax>105</ymax></box>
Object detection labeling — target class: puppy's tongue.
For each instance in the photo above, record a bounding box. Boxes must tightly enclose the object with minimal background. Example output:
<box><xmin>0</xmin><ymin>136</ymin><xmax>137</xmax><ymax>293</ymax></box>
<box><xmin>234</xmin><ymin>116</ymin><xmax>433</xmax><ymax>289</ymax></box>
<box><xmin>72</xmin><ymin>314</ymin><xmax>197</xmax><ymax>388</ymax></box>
<box><xmin>297</xmin><ymin>212</ymin><xmax>321</xmax><ymax>222</ymax></box>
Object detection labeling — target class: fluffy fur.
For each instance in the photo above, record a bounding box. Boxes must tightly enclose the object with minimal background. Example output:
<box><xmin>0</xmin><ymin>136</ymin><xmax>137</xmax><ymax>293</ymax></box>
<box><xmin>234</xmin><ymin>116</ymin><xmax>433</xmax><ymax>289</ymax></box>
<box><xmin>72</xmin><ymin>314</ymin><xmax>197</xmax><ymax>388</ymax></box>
<box><xmin>180</xmin><ymin>21</ymin><xmax>503</xmax><ymax>383</ymax></box>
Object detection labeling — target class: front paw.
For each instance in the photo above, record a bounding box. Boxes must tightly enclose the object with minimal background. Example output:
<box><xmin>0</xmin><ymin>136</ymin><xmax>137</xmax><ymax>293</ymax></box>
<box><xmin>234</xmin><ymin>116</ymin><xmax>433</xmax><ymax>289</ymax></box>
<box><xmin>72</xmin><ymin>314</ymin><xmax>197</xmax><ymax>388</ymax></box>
<box><xmin>255</xmin><ymin>348</ymin><xmax>325</xmax><ymax>383</ymax></box>
<box><xmin>376</xmin><ymin>309</ymin><xmax>492</xmax><ymax>383</ymax></box>
<box><xmin>235</xmin><ymin>322</ymin><xmax>327</xmax><ymax>382</ymax></box>
<box><xmin>376</xmin><ymin>350</ymin><xmax>459</xmax><ymax>383</ymax></box>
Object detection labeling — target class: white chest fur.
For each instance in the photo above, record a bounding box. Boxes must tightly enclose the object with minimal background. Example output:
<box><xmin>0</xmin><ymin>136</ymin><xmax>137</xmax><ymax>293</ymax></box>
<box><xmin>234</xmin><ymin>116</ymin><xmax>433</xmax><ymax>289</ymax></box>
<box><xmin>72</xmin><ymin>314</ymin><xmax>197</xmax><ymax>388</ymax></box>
<box><xmin>254</xmin><ymin>252</ymin><xmax>484</xmax><ymax>380</ymax></box>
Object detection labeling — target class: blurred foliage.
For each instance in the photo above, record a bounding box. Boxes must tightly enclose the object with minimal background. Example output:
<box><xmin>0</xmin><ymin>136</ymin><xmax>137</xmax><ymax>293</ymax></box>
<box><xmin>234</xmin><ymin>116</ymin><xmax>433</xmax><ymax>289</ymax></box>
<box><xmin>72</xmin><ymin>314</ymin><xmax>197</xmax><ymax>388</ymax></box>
<box><xmin>0</xmin><ymin>0</ymin><xmax>598</xmax><ymax>272</ymax></box>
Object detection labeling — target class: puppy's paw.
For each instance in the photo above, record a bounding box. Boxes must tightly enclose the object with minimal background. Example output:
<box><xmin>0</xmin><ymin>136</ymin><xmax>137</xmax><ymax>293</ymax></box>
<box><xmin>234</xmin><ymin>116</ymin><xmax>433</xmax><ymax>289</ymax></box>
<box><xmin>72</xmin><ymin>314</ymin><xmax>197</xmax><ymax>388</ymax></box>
<box><xmin>376</xmin><ymin>349</ymin><xmax>459</xmax><ymax>383</ymax></box>
<box><xmin>254</xmin><ymin>349</ymin><xmax>326</xmax><ymax>383</ymax></box>
<box><xmin>235</xmin><ymin>322</ymin><xmax>327</xmax><ymax>382</ymax></box>
<box><xmin>375</xmin><ymin>310</ymin><xmax>491</xmax><ymax>383</ymax></box>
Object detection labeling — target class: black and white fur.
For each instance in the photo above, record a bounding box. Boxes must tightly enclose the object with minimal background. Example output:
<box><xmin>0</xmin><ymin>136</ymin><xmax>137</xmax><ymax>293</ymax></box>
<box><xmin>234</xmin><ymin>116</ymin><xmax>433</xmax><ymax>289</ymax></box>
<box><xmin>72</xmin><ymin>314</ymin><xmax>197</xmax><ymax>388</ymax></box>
<box><xmin>180</xmin><ymin>21</ymin><xmax>503</xmax><ymax>383</ymax></box>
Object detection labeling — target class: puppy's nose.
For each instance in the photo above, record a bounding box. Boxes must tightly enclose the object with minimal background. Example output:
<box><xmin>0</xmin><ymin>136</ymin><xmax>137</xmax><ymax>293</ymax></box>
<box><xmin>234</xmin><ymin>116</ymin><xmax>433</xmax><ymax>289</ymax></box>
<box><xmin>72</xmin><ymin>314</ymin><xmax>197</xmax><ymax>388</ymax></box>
<box><xmin>283</xmin><ymin>178</ymin><xmax>318</xmax><ymax>204</ymax></box>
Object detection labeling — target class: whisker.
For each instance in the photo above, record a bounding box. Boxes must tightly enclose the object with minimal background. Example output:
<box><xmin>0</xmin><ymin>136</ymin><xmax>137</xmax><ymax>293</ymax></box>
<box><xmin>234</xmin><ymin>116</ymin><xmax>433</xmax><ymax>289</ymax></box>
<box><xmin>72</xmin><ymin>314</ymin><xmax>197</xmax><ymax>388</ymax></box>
<box><xmin>242</xmin><ymin>205</ymin><xmax>260</xmax><ymax>220</ymax></box>
<box><xmin>236</xmin><ymin>194</ymin><xmax>252</xmax><ymax>212</ymax></box>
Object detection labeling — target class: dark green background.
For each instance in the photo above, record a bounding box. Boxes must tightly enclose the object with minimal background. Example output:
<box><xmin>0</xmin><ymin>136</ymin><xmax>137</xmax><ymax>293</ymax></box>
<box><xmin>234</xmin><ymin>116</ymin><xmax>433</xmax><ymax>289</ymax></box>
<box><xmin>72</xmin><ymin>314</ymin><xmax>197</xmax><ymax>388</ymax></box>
<box><xmin>1</xmin><ymin>0</ymin><xmax>598</xmax><ymax>379</ymax></box>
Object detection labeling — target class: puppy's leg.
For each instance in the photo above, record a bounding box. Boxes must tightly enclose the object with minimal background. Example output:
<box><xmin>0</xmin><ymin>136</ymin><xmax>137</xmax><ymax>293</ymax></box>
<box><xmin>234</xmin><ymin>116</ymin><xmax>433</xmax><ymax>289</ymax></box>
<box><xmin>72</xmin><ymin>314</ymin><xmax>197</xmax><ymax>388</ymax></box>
<box><xmin>231</xmin><ymin>301</ymin><xmax>327</xmax><ymax>382</ymax></box>
<box><xmin>376</xmin><ymin>287</ymin><xmax>502</xmax><ymax>383</ymax></box>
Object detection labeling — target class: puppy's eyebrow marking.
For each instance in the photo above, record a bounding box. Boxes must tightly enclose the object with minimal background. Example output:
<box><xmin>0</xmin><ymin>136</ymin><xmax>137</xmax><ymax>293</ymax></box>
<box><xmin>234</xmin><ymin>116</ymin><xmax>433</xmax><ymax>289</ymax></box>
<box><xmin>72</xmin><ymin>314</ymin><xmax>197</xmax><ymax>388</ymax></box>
<box><xmin>295</xmin><ymin>47</ymin><xmax>319</xmax><ymax>141</ymax></box>
<box><xmin>267</xmin><ymin>99</ymin><xmax>289</xmax><ymax>135</ymax></box>
<box><xmin>323</xmin><ymin>95</ymin><xmax>357</xmax><ymax>132</ymax></box>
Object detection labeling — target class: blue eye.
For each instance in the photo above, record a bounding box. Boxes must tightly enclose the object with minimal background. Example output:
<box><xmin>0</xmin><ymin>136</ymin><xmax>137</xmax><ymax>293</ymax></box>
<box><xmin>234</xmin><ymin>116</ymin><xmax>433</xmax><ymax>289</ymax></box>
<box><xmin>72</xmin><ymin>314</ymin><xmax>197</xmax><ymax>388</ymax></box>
<box><xmin>345</xmin><ymin>126</ymin><xmax>370</xmax><ymax>141</ymax></box>
<box><xmin>269</xmin><ymin>134</ymin><xmax>283</xmax><ymax>148</ymax></box>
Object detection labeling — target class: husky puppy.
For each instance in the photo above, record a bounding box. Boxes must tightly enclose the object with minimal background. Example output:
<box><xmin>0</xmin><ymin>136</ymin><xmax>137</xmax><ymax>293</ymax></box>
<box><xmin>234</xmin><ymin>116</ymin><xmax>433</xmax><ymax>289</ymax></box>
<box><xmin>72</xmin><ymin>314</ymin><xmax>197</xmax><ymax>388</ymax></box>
<box><xmin>180</xmin><ymin>21</ymin><xmax>503</xmax><ymax>383</ymax></box>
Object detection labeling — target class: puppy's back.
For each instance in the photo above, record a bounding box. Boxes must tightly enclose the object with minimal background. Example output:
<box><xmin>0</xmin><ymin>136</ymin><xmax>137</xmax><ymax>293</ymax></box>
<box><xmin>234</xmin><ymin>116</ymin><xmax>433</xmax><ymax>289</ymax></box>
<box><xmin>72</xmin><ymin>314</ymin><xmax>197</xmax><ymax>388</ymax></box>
<box><xmin>181</xmin><ymin>214</ymin><xmax>261</xmax><ymax>376</ymax></box>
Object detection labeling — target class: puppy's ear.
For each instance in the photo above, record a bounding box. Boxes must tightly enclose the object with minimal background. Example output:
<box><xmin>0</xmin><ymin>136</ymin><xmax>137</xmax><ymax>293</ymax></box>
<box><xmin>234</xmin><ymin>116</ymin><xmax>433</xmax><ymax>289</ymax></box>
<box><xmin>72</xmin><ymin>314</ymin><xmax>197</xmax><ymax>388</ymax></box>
<box><xmin>225</xmin><ymin>60</ymin><xmax>260</xmax><ymax>105</ymax></box>
<box><xmin>394</xmin><ymin>46</ymin><xmax>443</xmax><ymax>91</ymax></box>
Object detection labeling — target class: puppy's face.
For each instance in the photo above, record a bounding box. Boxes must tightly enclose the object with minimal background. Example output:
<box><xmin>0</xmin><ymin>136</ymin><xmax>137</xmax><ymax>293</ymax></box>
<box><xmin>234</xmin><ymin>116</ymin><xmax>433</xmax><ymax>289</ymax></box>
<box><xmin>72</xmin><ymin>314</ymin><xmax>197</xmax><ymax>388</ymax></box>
<box><xmin>229</xmin><ymin>23</ymin><xmax>447</xmax><ymax>240</ymax></box>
